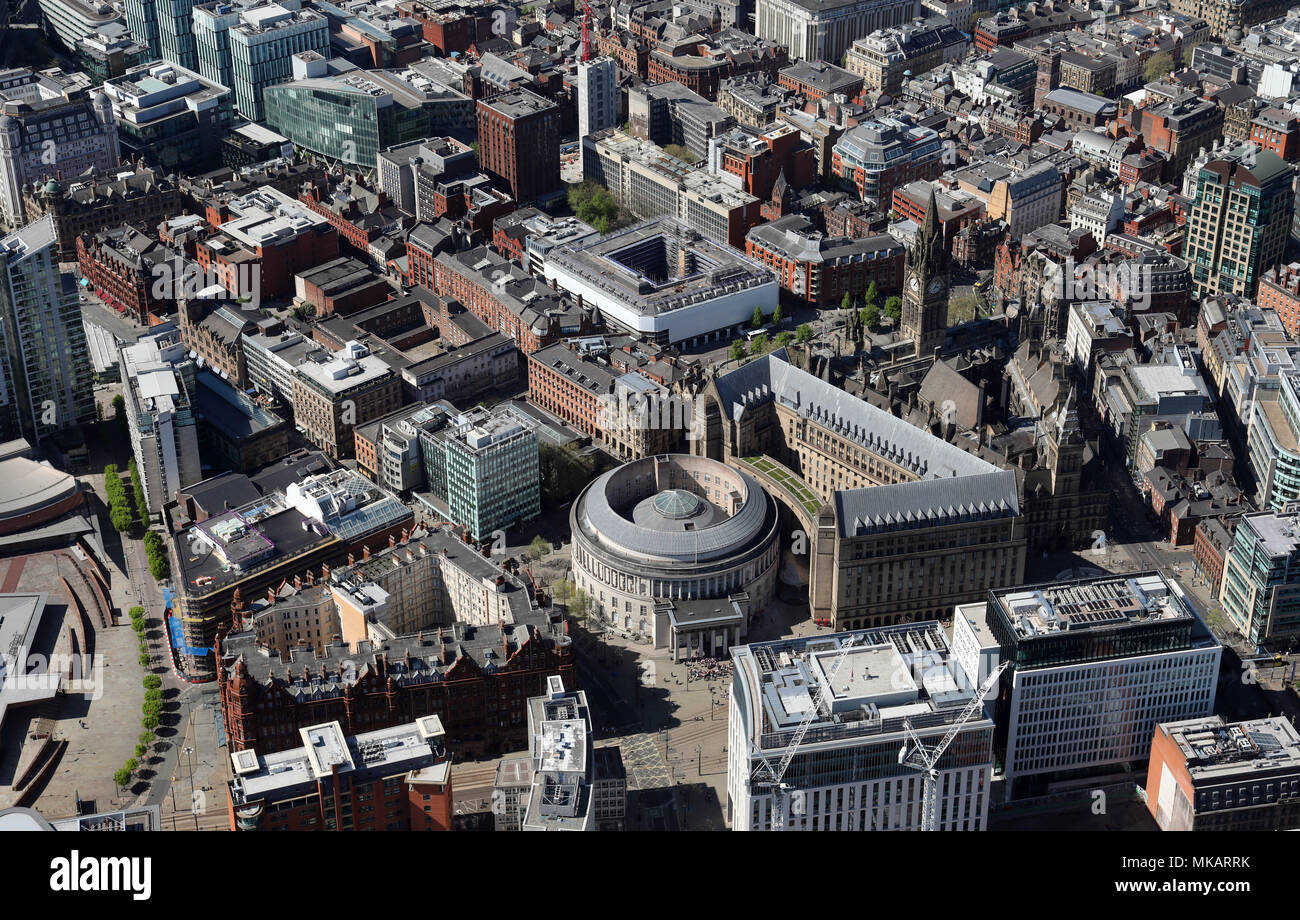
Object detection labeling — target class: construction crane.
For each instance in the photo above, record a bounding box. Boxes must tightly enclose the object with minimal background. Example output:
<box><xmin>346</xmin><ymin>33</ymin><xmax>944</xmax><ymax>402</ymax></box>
<box><xmin>580</xmin><ymin>0</ymin><xmax>593</xmax><ymax>61</ymax></box>
<box><xmin>750</xmin><ymin>634</ymin><xmax>864</xmax><ymax>831</ymax></box>
<box><xmin>899</xmin><ymin>660</ymin><xmax>1008</xmax><ymax>832</ymax></box>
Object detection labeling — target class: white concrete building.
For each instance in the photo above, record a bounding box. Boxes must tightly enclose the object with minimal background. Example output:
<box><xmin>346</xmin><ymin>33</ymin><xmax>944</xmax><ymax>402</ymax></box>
<box><xmin>728</xmin><ymin>624</ymin><xmax>995</xmax><ymax>831</ymax></box>
<box><xmin>954</xmin><ymin>571</ymin><xmax>1222</xmax><ymax>798</ymax></box>
<box><xmin>755</xmin><ymin>0</ymin><xmax>919</xmax><ymax>65</ymax></box>
<box><xmin>120</xmin><ymin>327</ymin><xmax>202</xmax><ymax>513</ymax></box>
<box><xmin>544</xmin><ymin>216</ymin><xmax>777</xmax><ymax>346</ymax></box>
<box><xmin>577</xmin><ymin>56</ymin><xmax>616</xmax><ymax>142</ymax></box>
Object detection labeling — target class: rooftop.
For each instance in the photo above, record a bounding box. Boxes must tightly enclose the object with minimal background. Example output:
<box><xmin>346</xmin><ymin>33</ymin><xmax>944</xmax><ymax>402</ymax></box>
<box><xmin>992</xmin><ymin>572</ymin><xmax>1196</xmax><ymax>639</ymax></box>
<box><xmin>1163</xmin><ymin>716</ymin><xmax>1300</xmax><ymax>782</ymax></box>
<box><xmin>547</xmin><ymin>216</ymin><xmax>773</xmax><ymax>316</ymax></box>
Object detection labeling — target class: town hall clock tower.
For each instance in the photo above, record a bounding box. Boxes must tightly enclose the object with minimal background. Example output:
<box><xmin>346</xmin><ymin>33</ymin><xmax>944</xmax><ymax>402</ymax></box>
<box><xmin>900</xmin><ymin>188</ymin><xmax>950</xmax><ymax>357</ymax></box>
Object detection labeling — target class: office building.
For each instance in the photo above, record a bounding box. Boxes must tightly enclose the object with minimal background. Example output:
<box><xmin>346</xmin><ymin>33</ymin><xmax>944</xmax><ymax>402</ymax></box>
<box><xmin>543</xmin><ymin>216</ymin><xmax>777</xmax><ymax>346</ymax></box>
<box><xmin>291</xmin><ymin>340</ymin><xmax>402</xmax><ymax>460</ymax></box>
<box><xmin>172</xmin><ymin>464</ymin><xmax>412</xmax><ymax>678</ymax></box>
<box><xmin>577</xmin><ymin>57</ymin><xmax>617</xmax><ymax>144</ymax></box>
<box><xmin>0</xmin><ymin>68</ymin><xmax>121</xmax><ymax>228</ymax></box>
<box><xmin>583</xmin><ymin>129</ymin><xmax>762</xmax><ymax>248</ymax></box>
<box><xmin>627</xmin><ymin>81</ymin><xmax>735</xmax><ymax>161</ymax></box>
<box><xmin>1247</xmin><ymin>371</ymin><xmax>1300</xmax><ymax>512</ymax></box>
<box><xmin>1220</xmin><ymin>505</ymin><xmax>1300</xmax><ymax>647</ymax></box>
<box><xmin>831</xmin><ymin>116</ymin><xmax>943</xmax><ymax>206</ymax></box>
<box><xmin>494</xmin><ymin>676</ymin><xmax>627</xmax><ymax>831</ymax></box>
<box><xmin>955</xmin><ymin>572</ymin><xmax>1221</xmax><ymax>798</ymax></box>
<box><xmin>227</xmin><ymin>716</ymin><xmax>453</xmax><ymax>831</ymax></box>
<box><xmin>728</xmin><ymin>624</ymin><xmax>996</xmax><ymax>830</ymax></box>
<box><xmin>0</xmin><ymin>216</ymin><xmax>95</xmax><ymax>444</ymax></box>
<box><xmin>34</xmin><ymin>0</ymin><xmax>121</xmax><ymax>53</ymax></box>
<box><xmin>74</xmin><ymin>21</ymin><xmax>152</xmax><ymax>84</ymax></box>
<box><xmin>1184</xmin><ymin>143</ymin><xmax>1293</xmax><ymax>300</ymax></box>
<box><xmin>845</xmin><ymin>17</ymin><xmax>968</xmax><ymax>94</ymax></box>
<box><xmin>425</xmin><ymin>404</ymin><xmax>540</xmax><ymax>542</ymax></box>
<box><xmin>228</xmin><ymin>2</ymin><xmax>330</xmax><ymax>121</ymax></box>
<box><xmin>122</xmin><ymin>0</ymin><xmax>162</xmax><ymax>60</ymax></box>
<box><xmin>120</xmin><ymin>328</ymin><xmax>202</xmax><ymax>514</ymax></box>
<box><xmin>476</xmin><ymin>89</ymin><xmax>561</xmax><ymax>203</ymax></box>
<box><xmin>1147</xmin><ymin>716</ymin><xmax>1300</xmax><ymax>831</ymax></box>
<box><xmin>755</xmin><ymin>0</ymin><xmax>920</xmax><ymax>66</ymax></box>
<box><xmin>265</xmin><ymin>60</ymin><xmax>473</xmax><ymax>167</ymax></box>
<box><xmin>102</xmin><ymin>60</ymin><xmax>234</xmax><ymax>172</ymax></box>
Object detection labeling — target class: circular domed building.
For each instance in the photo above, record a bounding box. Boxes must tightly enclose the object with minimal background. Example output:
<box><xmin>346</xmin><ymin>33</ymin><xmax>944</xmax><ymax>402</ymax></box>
<box><xmin>570</xmin><ymin>455</ymin><xmax>780</xmax><ymax>659</ymax></box>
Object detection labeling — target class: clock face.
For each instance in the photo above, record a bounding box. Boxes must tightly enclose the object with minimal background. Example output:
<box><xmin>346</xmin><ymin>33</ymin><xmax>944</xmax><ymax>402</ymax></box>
<box><xmin>909</xmin><ymin>275</ymin><xmax>920</xmax><ymax>291</ymax></box>
<box><xmin>928</xmin><ymin>278</ymin><xmax>945</xmax><ymax>296</ymax></box>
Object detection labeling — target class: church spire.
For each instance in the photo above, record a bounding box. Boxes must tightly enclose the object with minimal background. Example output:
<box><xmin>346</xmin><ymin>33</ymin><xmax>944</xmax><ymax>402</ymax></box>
<box><xmin>914</xmin><ymin>186</ymin><xmax>947</xmax><ymax>272</ymax></box>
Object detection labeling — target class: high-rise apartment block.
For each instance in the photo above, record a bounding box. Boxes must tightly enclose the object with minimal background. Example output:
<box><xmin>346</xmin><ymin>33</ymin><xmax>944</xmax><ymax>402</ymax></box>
<box><xmin>577</xmin><ymin>57</ymin><xmax>617</xmax><ymax>143</ymax></box>
<box><xmin>0</xmin><ymin>216</ymin><xmax>95</xmax><ymax>443</ymax></box>
<box><xmin>476</xmin><ymin>89</ymin><xmax>561</xmax><ymax>203</ymax></box>
<box><xmin>120</xmin><ymin>328</ymin><xmax>202</xmax><ymax>514</ymax></box>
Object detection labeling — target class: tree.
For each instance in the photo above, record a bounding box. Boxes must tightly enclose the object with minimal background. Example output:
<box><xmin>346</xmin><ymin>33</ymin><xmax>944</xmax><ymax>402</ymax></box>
<box><xmin>749</xmin><ymin>332</ymin><xmax>769</xmax><ymax>355</ymax></box>
<box><xmin>111</xmin><ymin>504</ymin><xmax>133</xmax><ymax>533</ymax></box>
<box><xmin>864</xmin><ymin>281</ymin><xmax>878</xmax><ymax>307</ymax></box>
<box><xmin>569</xmin><ymin>588</ymin><xmax>594</xmax><ymax>624</ymax></box>
<box><xmin>884</xmin><ymin>296</ymin><xmax>903</xmax><ymax>322</ymax></box>
<box><xmin>841</xmin><ymin>291</ymin><xmax>852</xmax><ymax>312</ymax></box>
<box><xmin>113</xmin><ymin>767</ymin><xmax>132</xmax><ymax>789</ymax></box>
<box><xmin>124</xmin><ymin>758</ymin><xmax>138</xmax><ymax>775</ymax></box>
<box><xmin>139</xmin><ymin>731</ymin><xmax>155</xmax><ymax>747</ymax></box>
<box><xmin>751</xmin><ymin>306</ymin><xmax>765</xmax><ymax>329</ymax></box>
<box><xmin>729</xmin><ymin>340</ymin><xmax>747</xmax><ymax>362</ymax></box>
<box><xmin>112</xmin><ymin>395</ymin><xmax>126</xmax><ymax>433</ymax></box>
<box><xmin>552</xmin><ymin>579</ymin><xmax>574</xmax><ymax>604</ymax></box>
<box><xmin>796</xmin><ymin>323</ymin><xmax>814</xmax><ymax>344</ymax></box>
<box><xmin>775</xmin><ymin>331</ymin><xmax>793</xmax><ymax>347</ymax></box>
<box><xmin>142</xmin><ymin>713</ymin><xmax>160</xmax><ymax>732</ymax></box>
<box><xmin>134</xmin><ymin>743</ymin><xmax>148</xmax><ymax>760</ymax></box>
<box><xmin>530</xmin><ymin>535</ymin><xmax>551</xmax><ymax>558</ymax></box>
<box><xmin>860</xmin><ymin>303</ymin><xmax>880</xmax><ymax>328</ymax></box>
<box><xmin>1145</xmin><ymin>51</ymin><xmax>1174</xmax><ymax>83</ymax></box>
<box><xmin>773</xmin><ymin>304</ymin><xmax>783</xmax><ymax>326</ymax></box>
<box><xmin>143</xmin><ymin>675</ymin><xmax>161</xmax><ymax>690</ymax></box>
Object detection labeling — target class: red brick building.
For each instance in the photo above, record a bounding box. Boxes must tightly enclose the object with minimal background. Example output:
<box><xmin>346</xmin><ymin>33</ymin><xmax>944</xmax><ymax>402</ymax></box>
<box><xmin>1251</xmin><ymin>108</ymin><xmax>1300</xmax><ymax>162</ymax></box>
<box><xmin>225</xmin><ymin>718</ymin><xmax>454</xmax><ymax>831</ymax></box>
<box><xmin>76</xmin><ymin>227</ymin><xmax>171</xmax><ymax>325</ymax></box>
<box><xmin>433</xmin><ymin>247</ymin><xmax>594</xmax><ymax>353</ymax></box>
<box><xmin>1258</xmin><ymin>263</ymin><xmax>1300</xmax><ymax>338</ymax></box>
<box><xmin>217</xmin><ymin>621</ymin><xmax>576</xmax><ymax>760</ymax></box>
<box><xmin>476</xmin><ymin>89</ymin><xmax>561</xmax><ymax>203</ymax></box>
<box><xmin>746</xmin><ymin>214</ymin><xmax>904</xmax><ymax>309</ymax></box>
<box><xmin>714</xmin><ymin>124</ymin><xmax>818</xmax><ymax>200</ymax></box>
<box><xmin>197</xmin><ymin>187</ymin><xmax>340</xmax><ymax>301</ymax></box>
<box><xmin>1193</xmin><ymin>516</ymin><xmax>1235</xmax><ymax>597</ymax></box>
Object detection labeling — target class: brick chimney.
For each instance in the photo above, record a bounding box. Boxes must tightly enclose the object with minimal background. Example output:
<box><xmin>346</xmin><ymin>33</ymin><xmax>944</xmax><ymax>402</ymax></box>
<box><xmin>363</xmin><ymin>545</ymin><xmax>371</xmax><ymax>560</ymax></box>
